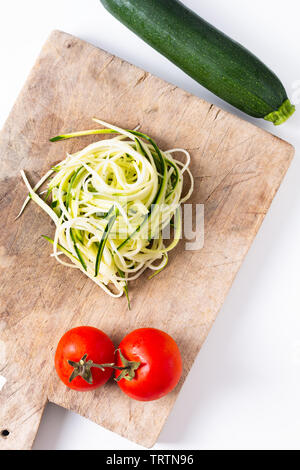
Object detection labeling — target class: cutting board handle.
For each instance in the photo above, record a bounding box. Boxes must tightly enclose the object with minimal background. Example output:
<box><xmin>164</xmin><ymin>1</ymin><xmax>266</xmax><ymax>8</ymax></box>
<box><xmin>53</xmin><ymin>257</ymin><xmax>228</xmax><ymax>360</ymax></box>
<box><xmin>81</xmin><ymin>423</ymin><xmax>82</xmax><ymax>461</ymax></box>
<box><xmin>0</xmin><ymin>374</ymin><xmax>46</xmax><ymax>450</ymax></box>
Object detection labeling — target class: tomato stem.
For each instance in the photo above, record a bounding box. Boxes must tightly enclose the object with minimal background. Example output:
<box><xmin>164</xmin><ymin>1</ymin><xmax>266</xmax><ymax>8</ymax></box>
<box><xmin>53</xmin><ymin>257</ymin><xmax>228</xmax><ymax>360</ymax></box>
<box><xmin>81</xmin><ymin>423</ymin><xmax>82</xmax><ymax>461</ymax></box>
<box><xmin>67</xmin><ymin>352</ymin><xmax>140</xmax><ymax>385</ymax></box>
<box><xmin>114</xmin><ymin>349</ymin><xmax>141</xmax><ymax>383</ymax></box>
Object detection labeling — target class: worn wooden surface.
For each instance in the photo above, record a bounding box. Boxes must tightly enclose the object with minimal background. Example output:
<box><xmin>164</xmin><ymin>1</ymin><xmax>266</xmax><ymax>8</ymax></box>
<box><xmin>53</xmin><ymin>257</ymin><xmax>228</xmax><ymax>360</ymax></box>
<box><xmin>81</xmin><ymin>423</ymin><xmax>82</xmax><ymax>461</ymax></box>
<box><xmin>0</xmin><ymin>31</ymin><xmax>294</xmax><ymax>449</ymax></box>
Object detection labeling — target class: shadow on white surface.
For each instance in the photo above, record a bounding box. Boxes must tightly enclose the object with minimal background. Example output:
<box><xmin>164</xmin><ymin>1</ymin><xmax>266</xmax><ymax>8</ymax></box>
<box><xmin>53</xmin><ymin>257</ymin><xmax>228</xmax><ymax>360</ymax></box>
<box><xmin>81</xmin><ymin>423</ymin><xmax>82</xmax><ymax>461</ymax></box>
<box><xmin>33</xmin><ymin>403</ymin><xmax>69</xmax><ymax>450</ymax></box>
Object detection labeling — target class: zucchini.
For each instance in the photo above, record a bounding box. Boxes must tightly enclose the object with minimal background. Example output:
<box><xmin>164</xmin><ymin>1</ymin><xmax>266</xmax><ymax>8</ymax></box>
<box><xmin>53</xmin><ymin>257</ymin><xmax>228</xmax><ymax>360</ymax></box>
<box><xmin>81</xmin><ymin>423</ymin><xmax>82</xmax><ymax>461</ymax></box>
<box><xmin>100</xmin><ymin>0</ymin><xmax>295</xmax><ymax>125</ymax></box>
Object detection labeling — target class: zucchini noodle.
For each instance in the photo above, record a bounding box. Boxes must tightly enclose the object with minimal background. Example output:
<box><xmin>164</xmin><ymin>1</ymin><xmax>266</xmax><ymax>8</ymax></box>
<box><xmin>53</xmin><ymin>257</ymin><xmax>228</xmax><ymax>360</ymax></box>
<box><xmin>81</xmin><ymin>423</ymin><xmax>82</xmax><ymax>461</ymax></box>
<box><xmin>18</xmin><ymin>119</ymin><xmax>194</xmax><ymax>307</ymax></box>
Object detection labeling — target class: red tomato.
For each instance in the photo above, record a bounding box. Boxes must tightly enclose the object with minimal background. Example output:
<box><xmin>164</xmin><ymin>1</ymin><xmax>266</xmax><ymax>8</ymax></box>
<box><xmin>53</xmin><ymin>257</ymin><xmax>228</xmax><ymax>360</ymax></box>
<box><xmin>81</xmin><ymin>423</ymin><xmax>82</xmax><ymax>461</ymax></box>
<box><xmin>55</xmin><ymin>326</ymin><xmax>115</xmax><ymax>391</ymax></box>
<box><xmin>115</xmin><ymin>328</ymin><xmax>182</xmax><ymax>401</ymax></box>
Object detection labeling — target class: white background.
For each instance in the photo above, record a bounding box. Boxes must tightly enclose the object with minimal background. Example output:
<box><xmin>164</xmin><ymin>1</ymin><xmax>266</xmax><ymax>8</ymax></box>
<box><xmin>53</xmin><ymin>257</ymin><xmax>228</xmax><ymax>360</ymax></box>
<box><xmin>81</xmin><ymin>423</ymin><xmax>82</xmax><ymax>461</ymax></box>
<box><xmin>0</xmin><ymin>0</ymin><xmax>300</xmax><ymax>450</ymax></box>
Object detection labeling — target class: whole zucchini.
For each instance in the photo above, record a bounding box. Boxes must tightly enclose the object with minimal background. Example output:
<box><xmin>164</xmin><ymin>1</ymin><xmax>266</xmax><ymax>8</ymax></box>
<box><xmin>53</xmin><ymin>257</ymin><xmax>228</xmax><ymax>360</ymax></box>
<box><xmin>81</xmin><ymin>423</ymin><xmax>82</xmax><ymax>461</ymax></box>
<box><xmin>100</xmin><ymin>0</ymin><xmax>295</xmax><ymax>125</ymax></box>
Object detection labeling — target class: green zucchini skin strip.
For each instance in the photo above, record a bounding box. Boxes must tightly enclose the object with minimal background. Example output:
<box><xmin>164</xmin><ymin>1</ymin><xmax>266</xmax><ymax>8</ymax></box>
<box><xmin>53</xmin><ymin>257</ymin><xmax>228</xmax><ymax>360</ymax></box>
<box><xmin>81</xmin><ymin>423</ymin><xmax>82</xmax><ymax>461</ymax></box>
<box><xmin>116</xmin><ymin>266</ymin><xmax>131</xmax><ymax>310</ymax></box>
<box><xmin>100</xmin><ymin>0</ymin><xmax>295</xmax><ymax>123</ymax></box>
<box><xmin>66</xmin><ymin>166</ymin><xmax>84</xmax><ymax>209</ymax></box>
<box><xmin>42</xmin><ymin>235</ymin><xmax>78</xmax><ymax>261</ymax></box>
<box><xmin>44</xmin><ymin>188</ymin><xmax>52</xmax><ymax>202</ymax></box>
<box><xmin>95</xmin><ymin>206</ymin><xmax>119</xmax><ymax>277</ymax></box>
<box><xmin>50</xmin><ymin>129</ymin><xmax>118</xmax><ymax>142</ymax></box>
<box><xmin>129</xmin><ymin>131</ymin><xmax>165</xmax><ymax>176</ymax></box>
<box><xmin>135</xmin><ymin>136</ymin><xmax>180</xmax><ymax>194</ymax></box>
<box><xmin>70</xmin><ymin>229</ymin><xmax>87</xmax><ymax>271</ymax></box>
<box><xmin>65</xmin><ymin>166</ymin><xmax>85</xmax><ymax>243</ymax></box>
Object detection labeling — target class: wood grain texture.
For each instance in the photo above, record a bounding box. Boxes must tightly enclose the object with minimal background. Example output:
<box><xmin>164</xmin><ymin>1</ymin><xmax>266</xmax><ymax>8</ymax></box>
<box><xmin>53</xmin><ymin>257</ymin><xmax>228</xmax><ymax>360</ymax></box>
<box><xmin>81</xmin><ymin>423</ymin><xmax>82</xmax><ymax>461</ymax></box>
<box><xmin>0</xmin><ymin>31</ymin><xmax>294</xmax><ymax>449</ymax></box>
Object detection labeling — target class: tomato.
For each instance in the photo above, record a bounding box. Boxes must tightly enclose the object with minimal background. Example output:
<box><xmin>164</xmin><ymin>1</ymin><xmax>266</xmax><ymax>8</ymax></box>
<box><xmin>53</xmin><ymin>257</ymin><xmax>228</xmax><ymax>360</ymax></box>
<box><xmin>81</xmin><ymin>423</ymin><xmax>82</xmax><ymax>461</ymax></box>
<box><xmin>55</xmin><ymin>326</ymin><xmax>115</xmax><ymax>391</ymax></box>
<box><xmin>115</xmin><ymin>328</ymin><xmax>182</xmax><ymax>401</ymax></box>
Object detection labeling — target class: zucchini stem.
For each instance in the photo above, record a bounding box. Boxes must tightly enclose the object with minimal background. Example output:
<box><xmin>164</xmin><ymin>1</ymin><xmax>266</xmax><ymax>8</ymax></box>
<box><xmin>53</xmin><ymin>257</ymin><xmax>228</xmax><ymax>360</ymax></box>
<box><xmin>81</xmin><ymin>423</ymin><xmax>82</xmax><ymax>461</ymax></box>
<box><xmin>264</xmin><ymin>99</ymin><xmax>295</xmax><ymax>126</ymax></box>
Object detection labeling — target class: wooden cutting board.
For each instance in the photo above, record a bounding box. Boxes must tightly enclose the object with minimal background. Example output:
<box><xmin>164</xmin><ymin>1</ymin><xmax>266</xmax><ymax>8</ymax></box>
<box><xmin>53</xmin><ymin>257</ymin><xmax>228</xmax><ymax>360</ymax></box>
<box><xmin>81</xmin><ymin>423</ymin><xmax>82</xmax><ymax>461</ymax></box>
<box><xmin>0</xmin><ymin>30</ymin><xmax>294</xmax><ymax>450</ymax></box>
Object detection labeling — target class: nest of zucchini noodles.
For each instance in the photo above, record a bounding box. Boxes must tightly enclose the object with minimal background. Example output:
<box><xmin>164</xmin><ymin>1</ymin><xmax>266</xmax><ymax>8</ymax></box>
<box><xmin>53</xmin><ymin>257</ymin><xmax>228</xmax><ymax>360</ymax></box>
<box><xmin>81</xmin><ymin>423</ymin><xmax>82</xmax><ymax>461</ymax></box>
<box><xmin>18</xmin><ymin>119</ymin><xmax>194</xmax><ymax>307</ymax></box>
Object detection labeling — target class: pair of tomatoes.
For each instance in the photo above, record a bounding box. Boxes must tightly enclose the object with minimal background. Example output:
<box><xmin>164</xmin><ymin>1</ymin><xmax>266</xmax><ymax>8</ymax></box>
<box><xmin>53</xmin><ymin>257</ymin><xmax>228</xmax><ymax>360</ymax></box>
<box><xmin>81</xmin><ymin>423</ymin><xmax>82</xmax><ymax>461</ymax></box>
<box><xmin>55</xmin><ymin>326</ymin><xmax>182</xmax><ymax>402</ymax></box>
